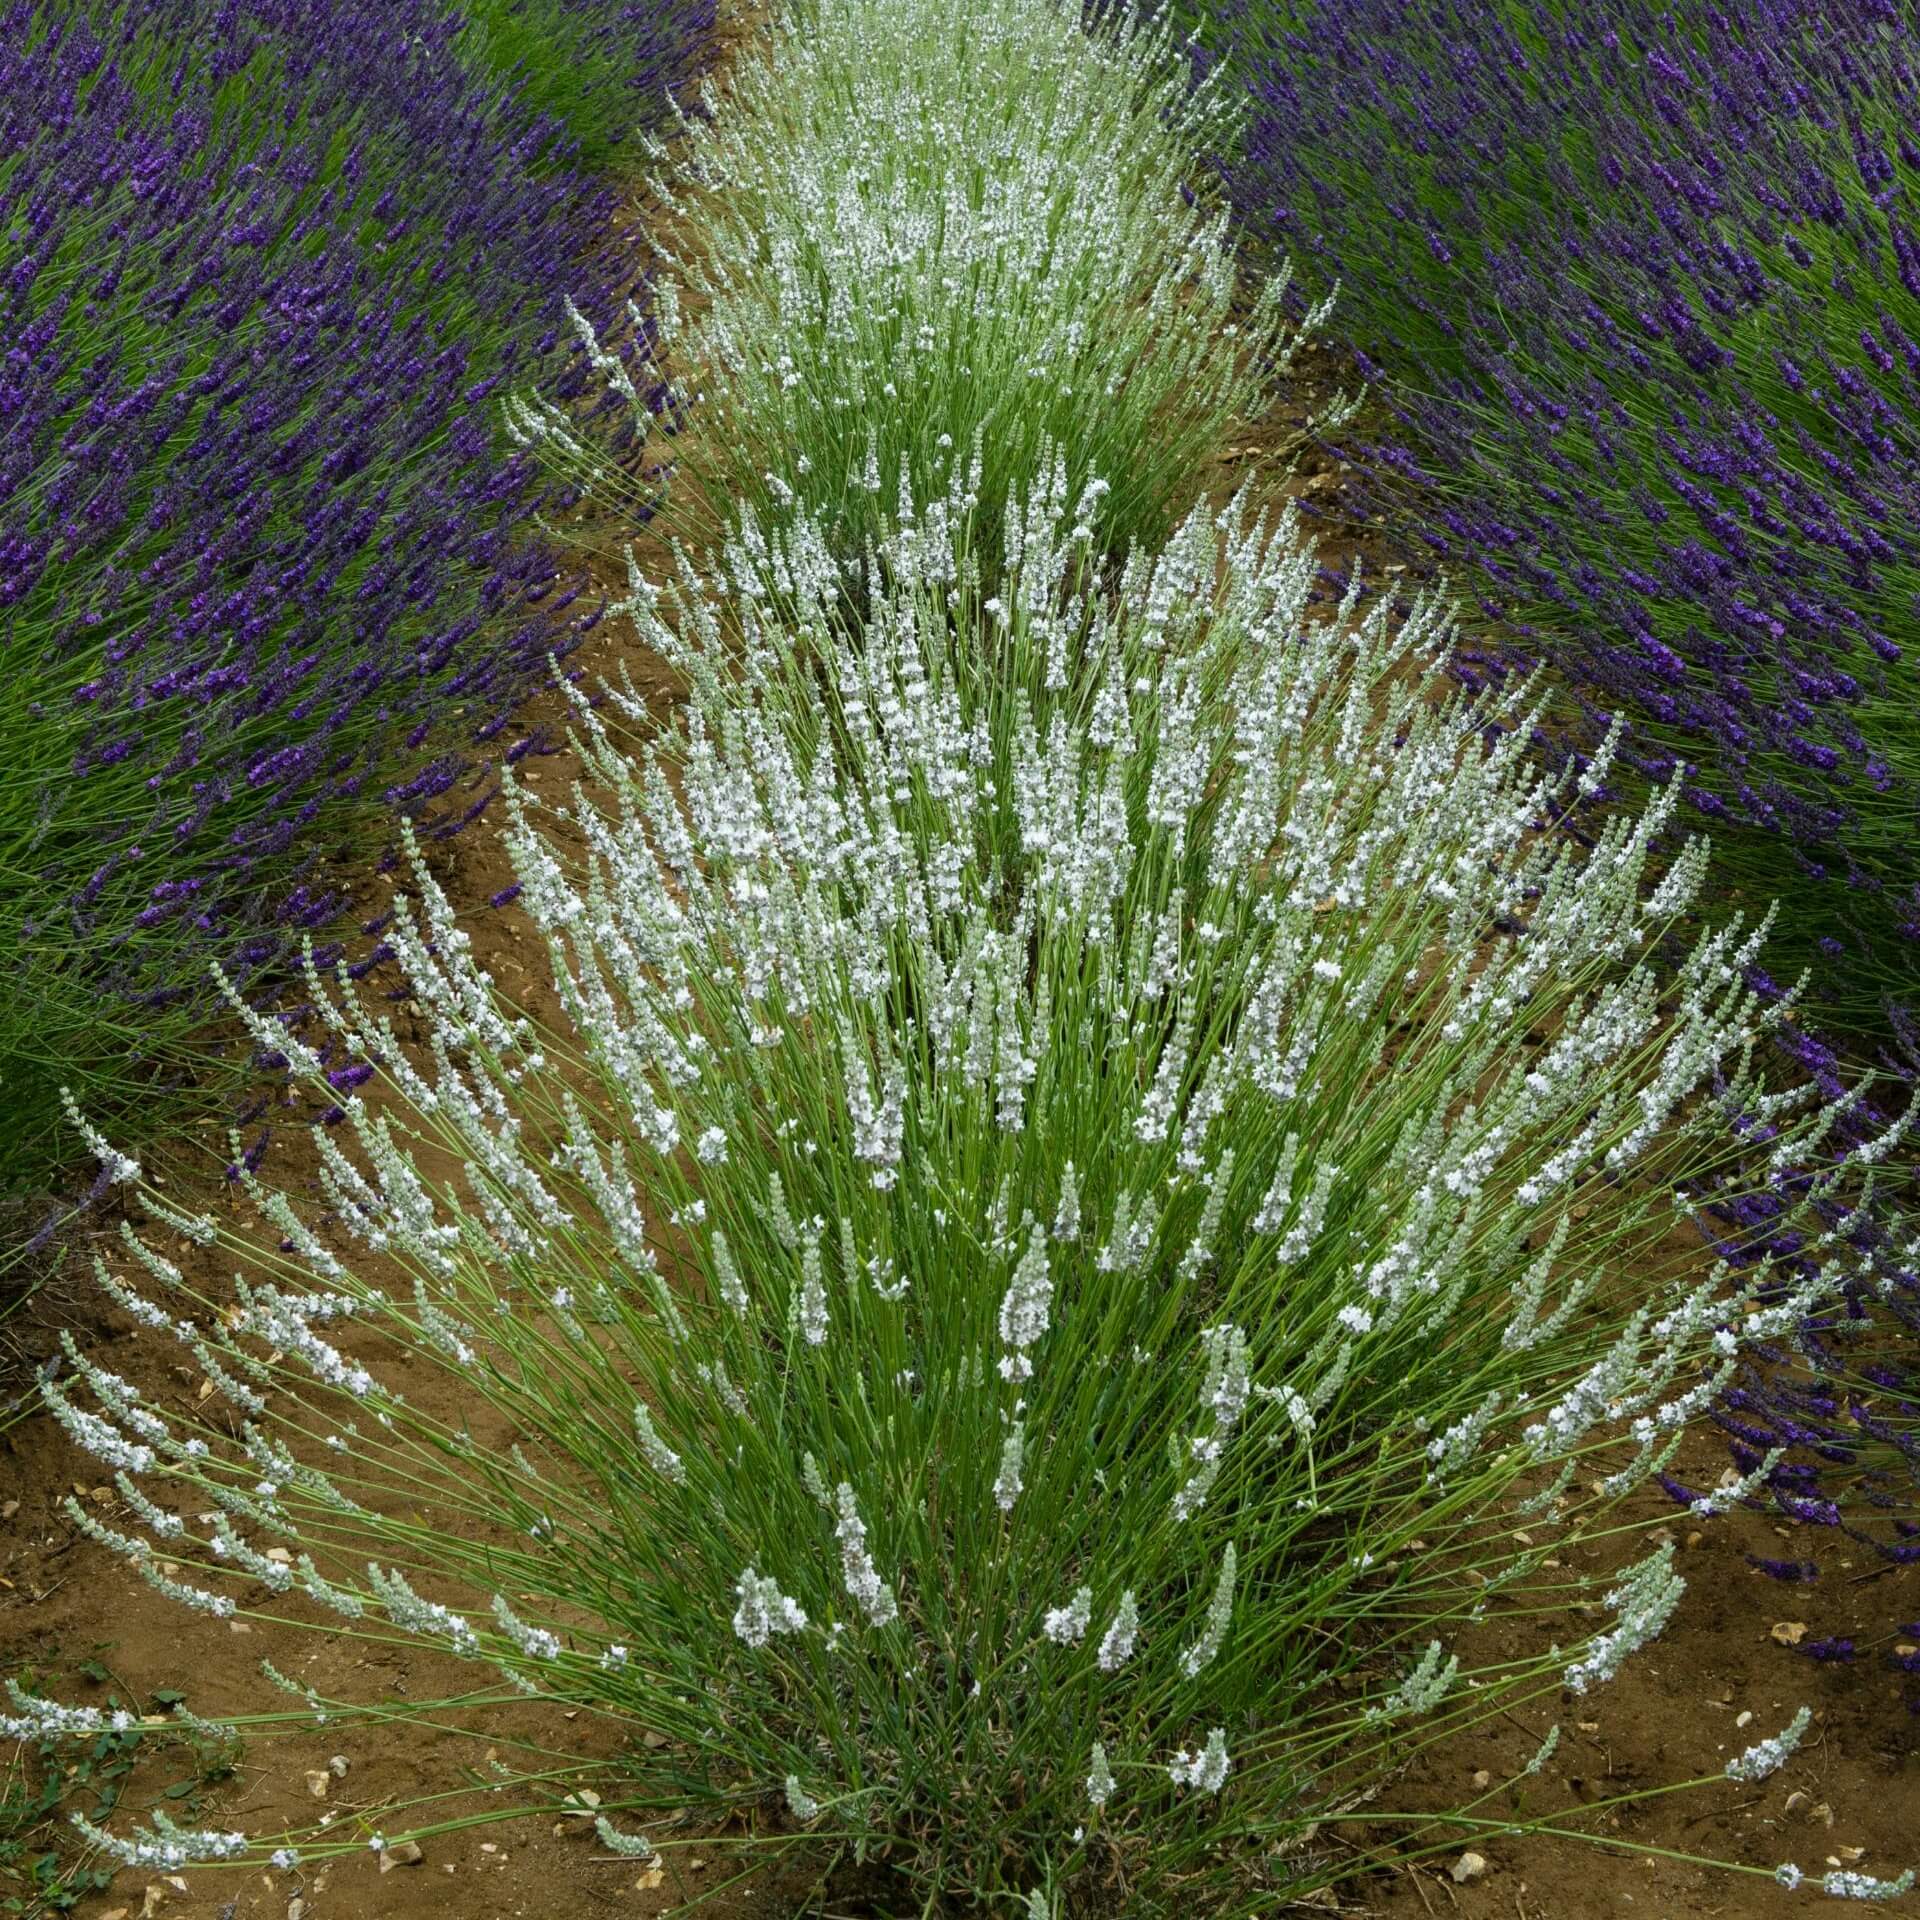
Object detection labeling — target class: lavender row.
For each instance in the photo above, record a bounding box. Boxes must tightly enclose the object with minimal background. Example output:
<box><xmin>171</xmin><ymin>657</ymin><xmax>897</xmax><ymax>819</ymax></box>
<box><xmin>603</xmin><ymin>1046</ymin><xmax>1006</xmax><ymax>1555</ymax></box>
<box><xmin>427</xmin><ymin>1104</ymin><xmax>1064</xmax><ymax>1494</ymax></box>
<box><xmin>1205</xmin><ymin>0</ymin><xmax>1920</xmax><ymax>1022</ymax></box>
<box><xmin>0</xmin><ymin>0</ymin><xmax>709</xmax><ymax>1194</ymax></box>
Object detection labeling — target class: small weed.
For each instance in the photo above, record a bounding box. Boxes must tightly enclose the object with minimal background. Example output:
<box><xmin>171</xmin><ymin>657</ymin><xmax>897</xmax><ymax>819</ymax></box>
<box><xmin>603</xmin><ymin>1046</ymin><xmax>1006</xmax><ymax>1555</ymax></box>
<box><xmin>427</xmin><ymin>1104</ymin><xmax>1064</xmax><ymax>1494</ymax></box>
<box><xmin>1</xmin><ymin>1666</ymin><xmax>235</xmax><ymax>1918</ymax></box>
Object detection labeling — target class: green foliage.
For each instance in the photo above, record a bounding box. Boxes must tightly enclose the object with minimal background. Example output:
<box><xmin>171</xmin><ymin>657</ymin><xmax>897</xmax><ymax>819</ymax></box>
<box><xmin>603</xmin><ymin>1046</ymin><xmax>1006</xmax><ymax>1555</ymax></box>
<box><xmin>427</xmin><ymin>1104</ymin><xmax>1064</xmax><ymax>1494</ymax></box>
<box><xmin>459</xmin><ymin>0</ymin><xmax>715</xmax><ymax>167</ymax></box>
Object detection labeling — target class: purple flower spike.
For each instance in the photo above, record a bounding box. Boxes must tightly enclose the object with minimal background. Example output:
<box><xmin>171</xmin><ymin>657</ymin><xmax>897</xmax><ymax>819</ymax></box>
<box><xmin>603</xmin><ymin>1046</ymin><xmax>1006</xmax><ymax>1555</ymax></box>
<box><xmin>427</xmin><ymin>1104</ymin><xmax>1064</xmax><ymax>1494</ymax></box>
<box><xmin>1214</xmin><ymin>0</ymin><xmax>1920</xmax><ymax>1012</ymax></box>
<box><xmin>2</xmin><ymin>0</ymin><xmax>713</xmax><ymax>1183</ymax></box>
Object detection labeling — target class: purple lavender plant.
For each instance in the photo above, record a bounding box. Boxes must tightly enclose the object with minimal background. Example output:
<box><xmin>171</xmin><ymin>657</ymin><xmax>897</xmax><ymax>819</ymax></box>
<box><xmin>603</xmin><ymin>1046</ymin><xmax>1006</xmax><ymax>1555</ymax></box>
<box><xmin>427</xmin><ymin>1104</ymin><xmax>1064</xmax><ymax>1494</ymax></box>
<box><xmin>1619</xmin><ymin>1076</ymin><xmax>1919</xmax><ymax>1713</ymax></box>
<box><xmin>462</xmin><ymin>0</ymin><xmax>719</xmax><ymax>166</ymax></box>
<box><xmin>1714</xmin><ymin>1252</ymin><xmax>1920</xmax><ymax>1711</ymax></box>
<box><xmin>1206</xmin><ymin>0</ymin><xmax>1920</xmax><ymax>1026</ymax></box>
<box><xmin>0</xmin><ymin>0</ymin><xmax>708</xmax><ymax>1196</ymax></box>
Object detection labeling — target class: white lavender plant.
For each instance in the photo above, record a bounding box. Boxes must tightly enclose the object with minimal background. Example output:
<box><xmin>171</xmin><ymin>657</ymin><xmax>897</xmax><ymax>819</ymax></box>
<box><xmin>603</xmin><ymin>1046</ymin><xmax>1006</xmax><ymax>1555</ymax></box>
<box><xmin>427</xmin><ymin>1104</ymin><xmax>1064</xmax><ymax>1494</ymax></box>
<box><xmin>39</xmin><ymin>473</ymin><xmax>1900</xmax><ymax>1912</ymax></box>
<box><xmin>513</xmin><ymin>0</ymin><xmax>1343</xmax><ymax>566</ymax></box>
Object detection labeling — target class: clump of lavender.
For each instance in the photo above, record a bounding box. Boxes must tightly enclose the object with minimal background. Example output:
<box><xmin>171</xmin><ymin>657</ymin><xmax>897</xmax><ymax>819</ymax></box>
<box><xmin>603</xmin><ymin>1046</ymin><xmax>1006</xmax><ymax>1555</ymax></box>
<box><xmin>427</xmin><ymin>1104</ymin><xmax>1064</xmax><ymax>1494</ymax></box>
<box><xmin>522</xmin><ymin>0</ymin><xmax>1346</xmax><ymax>567</ymax></box>
<box><xmin>1202</xmin><ymin>0</ymin><xmax>1920</xmax><ymax>1023</ymax></box>
<box><xmin>0</xmin><ymin>0</ymin><xmax>707</xmax><ymax>1195</ymax></box>
<box><xmin>36</xmin><ymin>468</ymin><xmax>1895</xmax><ymax>1907</ymax></box>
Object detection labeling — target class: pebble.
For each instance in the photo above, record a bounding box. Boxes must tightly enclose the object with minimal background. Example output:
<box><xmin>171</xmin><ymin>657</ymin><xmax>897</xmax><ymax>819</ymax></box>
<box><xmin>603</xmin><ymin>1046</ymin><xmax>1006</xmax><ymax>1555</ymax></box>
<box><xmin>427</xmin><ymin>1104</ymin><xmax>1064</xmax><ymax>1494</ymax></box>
<box><xmin>1452</xmin><ymin>1851</ymin><xmax>1489</xmax><ymax>1884</ymax></box>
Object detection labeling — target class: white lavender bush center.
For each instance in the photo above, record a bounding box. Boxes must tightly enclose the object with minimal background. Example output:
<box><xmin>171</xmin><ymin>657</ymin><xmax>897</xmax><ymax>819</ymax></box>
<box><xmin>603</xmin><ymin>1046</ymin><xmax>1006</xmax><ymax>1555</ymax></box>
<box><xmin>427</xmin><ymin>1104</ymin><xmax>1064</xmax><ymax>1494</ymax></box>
<box><xmin>42</xmin><ymin>471</ymin><xmax>1882</xmax><ymax>1908</ymax></box>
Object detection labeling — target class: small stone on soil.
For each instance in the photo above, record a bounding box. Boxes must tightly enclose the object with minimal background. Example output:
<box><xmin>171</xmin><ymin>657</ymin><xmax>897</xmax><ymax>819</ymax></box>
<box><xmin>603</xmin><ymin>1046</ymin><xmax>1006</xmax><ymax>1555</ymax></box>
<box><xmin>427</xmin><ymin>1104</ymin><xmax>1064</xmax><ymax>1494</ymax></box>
<box><xmin>1452</xmin><ymin>1851</ymin><xmax>1489</xmax><ymax>1883</ymax></box>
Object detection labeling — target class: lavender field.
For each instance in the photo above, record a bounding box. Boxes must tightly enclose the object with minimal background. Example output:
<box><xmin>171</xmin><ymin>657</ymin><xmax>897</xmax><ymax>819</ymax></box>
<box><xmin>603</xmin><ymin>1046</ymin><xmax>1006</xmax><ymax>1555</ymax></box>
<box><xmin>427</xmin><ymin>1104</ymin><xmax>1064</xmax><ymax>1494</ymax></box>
<box><xmin>1</xmin><ymin>1</ymin><xmax>1916</xmax><ymax>1916</ymax></box>
<box><xmin>0</xmin><ymin>0</ymin><xmax>707</xmax><ymax>1197</ymax></box>
<box><xmin>1204</xmin><ymin>0</ymin><xmax>1920</xmax><ymax>1025</ymax></box>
